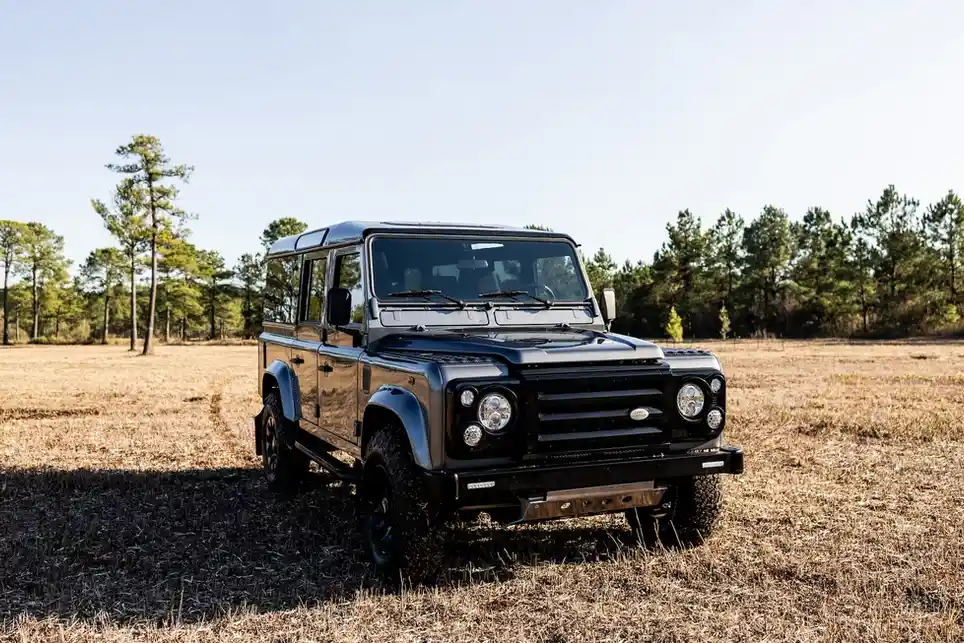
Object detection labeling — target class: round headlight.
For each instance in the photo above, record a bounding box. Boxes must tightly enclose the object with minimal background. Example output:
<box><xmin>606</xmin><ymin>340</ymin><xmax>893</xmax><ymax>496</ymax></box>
<box><xmin>677</xmin><ymin>383</ymin><xmax>705</xmax><ymax>418</ymax></box>
<box><xmin>707</xmin><ymin>408</ymin><xmax>723</xmax><ymax>430</ymax></box>
<box><xmin>460</xmin><ymin>389</ymin><xmax>476</xmax><ymax>407</ymax></box>
<box><xmin>463</xmin><ymin>424</ymin><xmax>483</xmax><ymax>447</ymax></box>
<box><xmin>477</xmin><ymin>392</ymin><xmax>512</xmax><ymax>433</ymax></box>
<box><xmin>710</xmin><ymin>377</ymin><xmax>723</xmax><ymax>394</ymax></box>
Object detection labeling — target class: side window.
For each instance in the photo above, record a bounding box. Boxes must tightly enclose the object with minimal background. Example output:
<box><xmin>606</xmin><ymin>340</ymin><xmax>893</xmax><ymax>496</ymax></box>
<box><xmin>264</xmin><ymin>256</ymin><xmax>301</xmax><ymax>324</ymax></box>
<box><xmin>303</xmin><ymin>256</ymin><xmax>328</xmax><ymax>322</ymax></box>
<box><xmin>334</xmin><ymin>252</ymin><xmax>364</xmax><ymax>324</ymax></box>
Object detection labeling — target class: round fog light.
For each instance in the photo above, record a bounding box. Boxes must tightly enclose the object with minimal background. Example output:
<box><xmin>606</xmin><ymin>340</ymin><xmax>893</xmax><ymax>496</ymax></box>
<box><xmin>710</xmin><ymin>377</ymin><xmax>723</xmax><ymax>394</ymax></box>
<box><xmin>463</xmin><ymin>424</ymin><xmax>483</xmax><ymax>447</ymax></box>
<box><xmin>707</xmin><ymin>409</ymin><xmax>723</xmax><ymax>430</ymax></box>
<box><xmin>460</xmin><ymin>389</ymin><xmax>476</xmax><ymax>407</ymax></box>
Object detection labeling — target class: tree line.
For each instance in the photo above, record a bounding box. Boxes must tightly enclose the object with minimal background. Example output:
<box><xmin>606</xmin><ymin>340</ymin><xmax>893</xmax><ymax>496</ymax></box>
<box><xmin>576</xmin><ymin>187</ymin><xmax>964</xmax><ymax>340</ymax></box>
<box><xmin>1</xmin><ymin>133</ymin><xmax>962</xmax><ymax>347</ymax></box>
<box><xmin>0</xmin><ymin>135</ymin><xmax>308</xmax><ymax>349</ymax></box>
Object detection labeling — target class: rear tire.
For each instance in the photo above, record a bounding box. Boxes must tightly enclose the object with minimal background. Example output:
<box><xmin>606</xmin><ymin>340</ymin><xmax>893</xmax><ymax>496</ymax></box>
<box><xmin>260</xmin><ymin>391</ymin><xmax>309</xmax><ymax>493</ymax></box>
<box><xmin>358</xmin><ymin>426</ymin><xmax>441</xmax><ymax>582</ymax></box>
<box><xmin>626</xmin><ymin>475</ymin><xmax>723</xmax><ymax>546</ymax></box>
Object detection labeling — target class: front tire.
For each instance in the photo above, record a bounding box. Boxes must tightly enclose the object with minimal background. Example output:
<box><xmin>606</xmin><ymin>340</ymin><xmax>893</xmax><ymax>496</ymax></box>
<box><xmin>358</xmin><ymin>426</ymin><xmax>441</xmax><ymax>582</ymax></box>
<box><xmin>260</xmin><ymin>391</ymin><xmax>309</xmax><ymax>493</ymax></box>
<box><xmin>626</xmin><ymin>475</ymin><xmax>723</xmax><ymax>546</ymax></box>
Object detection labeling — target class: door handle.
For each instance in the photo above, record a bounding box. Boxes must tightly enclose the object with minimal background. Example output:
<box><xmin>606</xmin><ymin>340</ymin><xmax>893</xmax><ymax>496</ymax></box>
<box><xmin>291</xmin><ymin>356</ymin><xmax>305</xmax><ymax>365</ymax></box>
<box><xmin>320</xmin><ymin>363</ymin><xmax>333</xmax><ymax>375</ymax></box>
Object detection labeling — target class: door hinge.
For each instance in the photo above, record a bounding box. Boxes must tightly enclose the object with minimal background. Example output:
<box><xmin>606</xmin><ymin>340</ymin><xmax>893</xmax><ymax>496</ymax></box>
<box><xmin>354</xmin><ymin>420</ymin><xmax>362</xmax><ymax>437</ymax></box>
<box><xmin>314</xmin><ymin>403</ymin><xmax>321</xmax><ymax>418</ymax></box>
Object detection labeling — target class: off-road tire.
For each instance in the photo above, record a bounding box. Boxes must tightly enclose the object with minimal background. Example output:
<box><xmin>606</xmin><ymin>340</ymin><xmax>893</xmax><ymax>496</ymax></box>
<box><xmin>260</xmin><ymin>391</ymin><xmax>310</xmax><ymax>493</ymax></box>
<box><xmin>626</xmin><ymin>475</ymin><xmax>723</xmax><ymax>546</ymax></box>
<box><xmin>358</xmin><ymin>426</ymin><xmax>441</xmax><ymax>582</ymax></box>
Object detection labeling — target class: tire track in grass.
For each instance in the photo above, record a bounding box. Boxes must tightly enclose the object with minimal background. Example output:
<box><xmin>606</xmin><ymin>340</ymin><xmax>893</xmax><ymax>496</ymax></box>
<box><xmin>208</xmin><ymin>377</ymin><xmax>257</xmax><ymax>467</ymax></box>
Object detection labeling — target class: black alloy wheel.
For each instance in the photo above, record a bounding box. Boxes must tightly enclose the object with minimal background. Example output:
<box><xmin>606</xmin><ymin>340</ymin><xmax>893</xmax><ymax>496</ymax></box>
<box><xmin>361</xmin><ymin>461</ymin><xmax>395</xmax><ymax>568</ymax></box>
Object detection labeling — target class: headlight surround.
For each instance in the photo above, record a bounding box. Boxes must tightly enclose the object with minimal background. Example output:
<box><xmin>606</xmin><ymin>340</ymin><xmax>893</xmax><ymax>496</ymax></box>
<box><xmin>677</xmin><ymin>383</ymin><xmax>705</xmax><ymax>419</ymax></box>
<box><xmin>477</xmin><ymin>392</ymin><xmax>513</xmax><ymax>433</ymax></box>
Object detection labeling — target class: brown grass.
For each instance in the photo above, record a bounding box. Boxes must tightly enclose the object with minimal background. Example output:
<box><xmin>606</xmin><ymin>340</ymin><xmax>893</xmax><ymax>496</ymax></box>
<box><xmin>1</xmin><ymin>341</ymin><xmax>962</xmax><ymax>642</ymax></box>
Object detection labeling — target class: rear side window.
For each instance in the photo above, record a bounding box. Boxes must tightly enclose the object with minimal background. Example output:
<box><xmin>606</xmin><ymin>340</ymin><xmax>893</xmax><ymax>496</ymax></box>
<box><xmin>264</xmin><ymin>256</ymin><xmax>301</xmax><ymax>324</ymax></box>
<box><xmin>303</xmin><ymin>256</ymin><xmax>328</xmax><ymax>322</ymax></box>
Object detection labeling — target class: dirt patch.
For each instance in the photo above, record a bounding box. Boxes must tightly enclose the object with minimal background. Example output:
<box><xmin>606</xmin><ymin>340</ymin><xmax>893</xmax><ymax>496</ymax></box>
<box><xmin>0</xmin><ymin>407</ymin><xmax>101</xmax><ymax>421</ymax></box>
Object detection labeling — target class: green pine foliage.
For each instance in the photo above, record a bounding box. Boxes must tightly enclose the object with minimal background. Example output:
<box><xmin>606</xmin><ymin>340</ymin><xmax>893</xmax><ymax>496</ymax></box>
<box><xmin>719</xmin><ymin>305</ymin><xmax>731</xmax><ymax>340</ymax></box>
<box><xmin>665</xmin><ymin>306</ymin><xmax>683</xmax><ymax>342</ymax></box>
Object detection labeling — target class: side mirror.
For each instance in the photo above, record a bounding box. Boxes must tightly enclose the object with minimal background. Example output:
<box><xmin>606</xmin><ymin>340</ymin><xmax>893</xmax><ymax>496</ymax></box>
<box><xmin>327</xmin><ymin>287</ymin><xmax>352</xmax><ymax>326</ymax></box>
<box><xmin>600</xmin><ymin>287</ymin><xmax>617</xmax><ymax>324</ymax></box>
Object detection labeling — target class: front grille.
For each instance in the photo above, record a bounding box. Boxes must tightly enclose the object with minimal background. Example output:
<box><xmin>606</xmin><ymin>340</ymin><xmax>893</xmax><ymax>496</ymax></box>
<box><xmin>518</xmin><ymin>362</ymin><xmax>675</xmax><ymax>454</ymax></box>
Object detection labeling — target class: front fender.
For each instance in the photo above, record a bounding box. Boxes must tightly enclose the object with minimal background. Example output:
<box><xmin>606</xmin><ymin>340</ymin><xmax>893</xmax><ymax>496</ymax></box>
<box><xmin>263</xmin><ymin>360</ymin><xmax>301</xmax><ymax>423</ymax></box>
<box><xmin>366</xmin><ymin>386</ymin><xmax>431</xmax><ymax>469</ymax></box>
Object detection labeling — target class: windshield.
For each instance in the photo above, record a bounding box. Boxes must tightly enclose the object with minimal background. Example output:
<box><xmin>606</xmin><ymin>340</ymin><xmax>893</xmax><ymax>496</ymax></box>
<box><xmin>370</xmin><ymin>236</ymin><xmax>590</xmax><ymax>302</ymax></box>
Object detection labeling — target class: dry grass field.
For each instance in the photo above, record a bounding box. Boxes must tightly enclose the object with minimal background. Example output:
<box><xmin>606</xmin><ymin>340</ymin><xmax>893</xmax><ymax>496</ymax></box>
<box><xmin>1</xmin><ymin>341</ymin><xmax>963</xmax><ymax>642</ymax></box>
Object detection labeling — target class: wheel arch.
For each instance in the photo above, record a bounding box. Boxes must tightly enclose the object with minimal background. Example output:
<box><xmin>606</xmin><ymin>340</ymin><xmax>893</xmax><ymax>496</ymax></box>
<box><xmin>261</xmin><ymin>360</ymin><xmax>300</xmax><ymax>423</ymax></box>
<box><xmin>362</xmin><ymin>387</ymin><xmax>432</xmax><ymax>469</ymax></box>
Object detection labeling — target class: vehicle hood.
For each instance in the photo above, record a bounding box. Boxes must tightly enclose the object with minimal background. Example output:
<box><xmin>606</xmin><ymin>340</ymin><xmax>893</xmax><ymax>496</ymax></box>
<box><xmin>373</xmin><ymin>329</ymin><xmax>664</xmax><ymax>364</ymax></box>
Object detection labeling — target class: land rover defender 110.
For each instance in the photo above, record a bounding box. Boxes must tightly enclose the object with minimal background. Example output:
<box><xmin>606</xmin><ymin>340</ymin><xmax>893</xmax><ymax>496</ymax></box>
<box><xmin>254</xmin><ymin>221</ymin><xmax>743</xmax><ymax>577</ymax></box>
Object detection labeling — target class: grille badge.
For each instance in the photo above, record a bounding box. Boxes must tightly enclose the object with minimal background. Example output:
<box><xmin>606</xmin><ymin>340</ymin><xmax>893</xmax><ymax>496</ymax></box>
<box><xmin>629</xmin><ymin>407</ymin><xmax>650</xmax><ymax>421</ymax></box>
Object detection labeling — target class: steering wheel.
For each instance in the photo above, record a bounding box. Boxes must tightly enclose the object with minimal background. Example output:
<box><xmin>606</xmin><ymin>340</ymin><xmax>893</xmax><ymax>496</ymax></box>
<box><xmin>539</xmin><ymin>284</ymin><xmax>556</xmax><ymax>300</ymax></box>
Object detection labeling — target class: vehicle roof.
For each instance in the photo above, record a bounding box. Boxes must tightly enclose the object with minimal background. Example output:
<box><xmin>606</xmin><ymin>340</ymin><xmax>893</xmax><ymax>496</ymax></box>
<box><xmin>265</xmin><ymin>220</ymin><xmax>574</xmax><ymax>258</ymax></box>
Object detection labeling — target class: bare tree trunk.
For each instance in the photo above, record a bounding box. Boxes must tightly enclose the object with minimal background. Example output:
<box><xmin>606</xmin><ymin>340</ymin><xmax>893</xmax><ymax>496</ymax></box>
<box><xmin>130</xmin><ymin>254</ymin><xmax>137</xmax><ymax>351</ymax></box>
<box><xmin>143</xmin><ymin>228</ymin><xmax>158</xmax><ymax>354</ymax></box>
<box><xmin>209</xmin><ymin>287</ymin><xmax>216</xmax><ymax>340</ymax></box>
<box><xmin>951</xmin><ymin>243</ymin><xmax>957</xmax><ymax>303</ymax></box>
<box><xmin>243</xmin><ymin>286</ymin><xmax>251</xmax><ymax>339</ymax></box>
<box><xmin>164</xmin><ymin>307</ymin><xmax>170</xmax><ymax>343</ymax></box>
<box><xmin>143</xmin><ymin>186</ymin><xmax>158</xmax><ymax>356</ymax></box>
<box><xmin>31</xmin><ymin>264</ymin><xmax>39</xmax><ymax>339</ymax></box>
<box><xmin>180</xmin><ymin>317</ymin><xmax>186</xmax><ymax>341</ymax></box>
<box><xmin>2</xmin><ymin>262</ymin><xmax>9</xmax><ymax>345</ymax></box>
<box><xmin>15</xmin><ymin>306</ymin><xmax>20</xmax><ymax>342</ymax></box>
<box><xmin>102</xmin><ymin>292</ymin><xmax>110</xmax><ymax>345</ymax></box>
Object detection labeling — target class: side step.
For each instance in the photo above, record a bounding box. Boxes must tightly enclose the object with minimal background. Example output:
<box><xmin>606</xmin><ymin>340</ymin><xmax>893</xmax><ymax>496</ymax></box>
<box><xmin>294</xmin><ymin>441</ymin><xmax>359</xmax><ymax>482</ymax></box>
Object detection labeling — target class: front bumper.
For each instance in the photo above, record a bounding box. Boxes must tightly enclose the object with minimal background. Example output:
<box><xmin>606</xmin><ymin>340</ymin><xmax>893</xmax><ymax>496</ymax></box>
<box><xmin>425</xmin><ymin>445</ymin><xmax>744</xmax><ymax>522</ymax></box>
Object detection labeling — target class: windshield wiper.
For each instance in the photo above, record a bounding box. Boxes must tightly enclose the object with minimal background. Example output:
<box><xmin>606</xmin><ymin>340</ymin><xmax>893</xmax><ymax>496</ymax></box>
<box><xmin>386</xmin><ymin>289</ymin><xmax>465</xmax><ymax>308</ymax></box>
<box><xmin>478</xmin><ymin>289</ymin><xmax>553</xmax><ymax>307</ymax></box>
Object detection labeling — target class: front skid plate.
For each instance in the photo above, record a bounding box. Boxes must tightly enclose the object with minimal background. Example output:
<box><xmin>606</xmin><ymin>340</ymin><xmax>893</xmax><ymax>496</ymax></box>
<box><xmin>513</xmin><ymin>480</ymin><xmax>667</xmax><ymax>524</ymax></box>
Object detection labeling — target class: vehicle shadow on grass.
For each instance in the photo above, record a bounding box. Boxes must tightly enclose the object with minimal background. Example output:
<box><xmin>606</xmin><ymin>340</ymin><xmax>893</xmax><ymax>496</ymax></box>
<box><xmin>0</xmin><ymin>467</ymin><xmax>647</xmax><ymax>625</ymax></box>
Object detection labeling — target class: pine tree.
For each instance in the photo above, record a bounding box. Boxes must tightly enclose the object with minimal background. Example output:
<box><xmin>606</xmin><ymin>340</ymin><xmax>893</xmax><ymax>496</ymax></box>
<box><xmin>93</xmin><ymin>180</ymin><xmax>150</xmax><ymax>351</ymax></box>
<box><xmin>107</xmin><ymin>135</ymin><xmax>193</xmax><ymax>355</ymax></box>
<box><xmin>80</xmin><ymin>248</ymin><xmax>125</xmax><ymax>344</ymax></box>
<box><xmin>665</xmin><ymin>306</ymin><xmax>683</xmax><ymax>342</ymax></box>
<box><xmin>20</xmin><ymin>223</ymin><xmax>68</xmax><ymax>340</ymax></box>
<box><xmin>719</xmin><ymin>305</ymin><xmax>731</xmax><ymax>340</ymax></box>
<box><xmin>0</xmin><ymin>221</ymin><xmax>26</xmax><ymax>345</ymax></box>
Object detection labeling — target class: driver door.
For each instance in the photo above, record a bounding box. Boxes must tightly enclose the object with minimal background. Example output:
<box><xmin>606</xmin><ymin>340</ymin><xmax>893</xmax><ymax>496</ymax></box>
<box><xmin>319</xmin><ymin>248</ymin><xmax>365</xmax><ymax>446</ymax></box>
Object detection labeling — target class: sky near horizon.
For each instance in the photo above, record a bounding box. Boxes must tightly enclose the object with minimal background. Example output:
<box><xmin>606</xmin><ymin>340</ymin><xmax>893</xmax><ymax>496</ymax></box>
<box><xmin>2</xmin><ymin>0</ymin><xmax>963</xmax><ymax>271</ymax></box>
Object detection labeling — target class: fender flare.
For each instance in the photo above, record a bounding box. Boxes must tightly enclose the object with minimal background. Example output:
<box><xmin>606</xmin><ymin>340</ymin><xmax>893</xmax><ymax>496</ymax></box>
<box><xmin>364</xmin><ymin>386</ymin><xmax>431</xmax><ymax>469</ymax></box>
<box><xmin>261</xmin><ymin>360</ymin><xmax>301</xmax><ymax>423</ymax></box>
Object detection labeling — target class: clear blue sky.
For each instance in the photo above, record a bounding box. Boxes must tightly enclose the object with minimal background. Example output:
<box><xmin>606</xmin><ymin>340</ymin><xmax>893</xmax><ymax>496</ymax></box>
<box><xmin>2</xmin><ymin>0</ymin><xmax>962</xmax><ymax>271</ymax></box>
